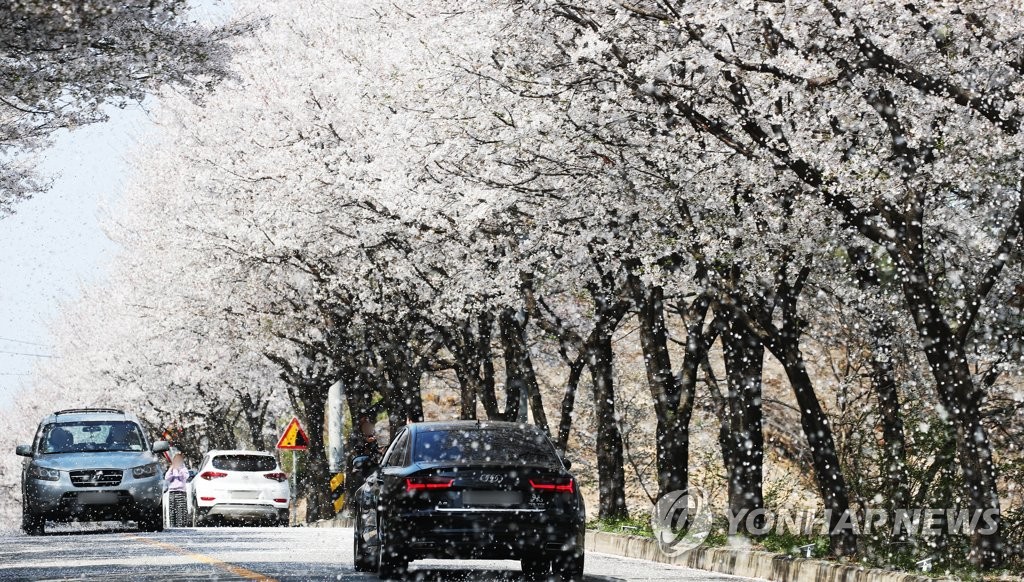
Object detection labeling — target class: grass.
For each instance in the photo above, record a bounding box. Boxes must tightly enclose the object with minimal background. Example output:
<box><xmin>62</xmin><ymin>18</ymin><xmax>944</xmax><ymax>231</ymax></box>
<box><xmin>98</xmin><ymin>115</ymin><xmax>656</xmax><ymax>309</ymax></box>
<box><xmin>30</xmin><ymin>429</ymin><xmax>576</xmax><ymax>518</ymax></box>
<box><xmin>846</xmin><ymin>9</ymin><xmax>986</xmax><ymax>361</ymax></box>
<box><xmin>586</xmin><ymin>516</ymin><xmax>1023</xmax><ymax>580</ymax></box>
<box><xmin>586</xmin><ymin>514</ymin><xmax>655</xmax><ymax>538</ymax></box>
<box><xmin>755</xmin><ymin>530</ymin><xmax>831</xmax><ymax>558</ymax></box>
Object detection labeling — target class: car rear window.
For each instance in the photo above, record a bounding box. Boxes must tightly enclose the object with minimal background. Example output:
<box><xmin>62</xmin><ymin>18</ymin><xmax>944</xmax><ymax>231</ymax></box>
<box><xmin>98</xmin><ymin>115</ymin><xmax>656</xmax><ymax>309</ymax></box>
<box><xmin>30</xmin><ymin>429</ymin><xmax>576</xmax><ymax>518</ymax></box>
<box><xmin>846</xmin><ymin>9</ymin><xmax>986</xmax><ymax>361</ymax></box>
<box><xmin>211</xmin><ymin>455</ymin><xmax>277</xmax><ymax>472</ymax></box>
<box><xmin>412</xmin><ymin>427</ymin><xmax>560</xmax><ymax>466</ymax></box>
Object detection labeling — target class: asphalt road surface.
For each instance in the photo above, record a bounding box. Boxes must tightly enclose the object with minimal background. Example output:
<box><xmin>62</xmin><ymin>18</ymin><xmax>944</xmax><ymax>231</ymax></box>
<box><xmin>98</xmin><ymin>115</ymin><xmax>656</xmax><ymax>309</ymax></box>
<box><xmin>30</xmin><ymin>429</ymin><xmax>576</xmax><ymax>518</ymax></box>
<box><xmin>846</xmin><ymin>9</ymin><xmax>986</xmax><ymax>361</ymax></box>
<box><xmin>0</xmin><ymin>524</ymin><xmax>761</xmax><ymax>581</ymax></box>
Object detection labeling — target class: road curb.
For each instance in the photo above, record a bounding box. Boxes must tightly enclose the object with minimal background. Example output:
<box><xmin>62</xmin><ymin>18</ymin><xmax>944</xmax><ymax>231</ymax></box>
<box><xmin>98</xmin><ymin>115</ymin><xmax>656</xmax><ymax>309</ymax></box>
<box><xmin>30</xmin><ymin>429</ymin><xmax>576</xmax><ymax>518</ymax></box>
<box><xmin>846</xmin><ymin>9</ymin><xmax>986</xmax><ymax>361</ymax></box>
<box><xmin>309</xmin><ymin>516</ymin><xmax>353</xmax><ymax>528</ymax></box>
<box><xmin>584</xmin><ymin>531</ymin><xmax>958</xmax><ymax>582</ymax></box>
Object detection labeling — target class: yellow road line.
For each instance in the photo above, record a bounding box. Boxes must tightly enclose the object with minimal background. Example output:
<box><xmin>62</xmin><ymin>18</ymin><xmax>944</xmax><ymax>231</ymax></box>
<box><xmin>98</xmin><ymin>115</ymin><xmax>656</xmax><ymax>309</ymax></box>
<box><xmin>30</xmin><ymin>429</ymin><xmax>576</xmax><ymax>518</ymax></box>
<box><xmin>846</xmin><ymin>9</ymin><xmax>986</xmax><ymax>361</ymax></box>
<box><xmin>123</xmin><ymin>533</ymin><xmax>276</xmax><ymax>581</ymax></box>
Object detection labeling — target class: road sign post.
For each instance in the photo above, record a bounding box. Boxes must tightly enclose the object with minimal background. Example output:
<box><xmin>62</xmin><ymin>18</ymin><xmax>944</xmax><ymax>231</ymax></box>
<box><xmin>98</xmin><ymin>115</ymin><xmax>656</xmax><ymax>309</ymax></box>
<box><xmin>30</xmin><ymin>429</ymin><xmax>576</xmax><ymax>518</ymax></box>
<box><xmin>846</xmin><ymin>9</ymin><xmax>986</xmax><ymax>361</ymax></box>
<box><xmin>276</xmin><ymin>417</ymin><xmax>309</xmax><ymax>526</ymax></box>
<box><xmin>291</xmin><ymin>452</ymin><xmax>297</xmax><ymax>526</ymax></box>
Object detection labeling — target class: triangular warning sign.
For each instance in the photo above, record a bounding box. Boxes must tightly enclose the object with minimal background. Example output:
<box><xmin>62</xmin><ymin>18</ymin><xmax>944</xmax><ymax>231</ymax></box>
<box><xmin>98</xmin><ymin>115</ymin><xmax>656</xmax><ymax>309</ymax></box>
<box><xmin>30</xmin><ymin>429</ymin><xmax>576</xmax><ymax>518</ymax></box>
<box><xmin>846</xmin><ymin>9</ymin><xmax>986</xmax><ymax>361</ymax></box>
<box><xmin>276</xmin><ymin>417</ymin><xmax>309</xmax><ymax>450</ymax></box>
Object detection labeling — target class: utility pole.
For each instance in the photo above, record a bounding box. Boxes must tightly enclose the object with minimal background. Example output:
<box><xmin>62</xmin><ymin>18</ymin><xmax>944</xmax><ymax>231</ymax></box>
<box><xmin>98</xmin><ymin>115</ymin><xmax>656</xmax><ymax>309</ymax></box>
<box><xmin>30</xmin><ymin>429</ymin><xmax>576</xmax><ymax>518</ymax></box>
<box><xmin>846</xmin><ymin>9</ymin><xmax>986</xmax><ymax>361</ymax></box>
<box><xmin>327</xmin><ymin>380</ymin><xmax>345</xmax><ymax>473</ymax></box>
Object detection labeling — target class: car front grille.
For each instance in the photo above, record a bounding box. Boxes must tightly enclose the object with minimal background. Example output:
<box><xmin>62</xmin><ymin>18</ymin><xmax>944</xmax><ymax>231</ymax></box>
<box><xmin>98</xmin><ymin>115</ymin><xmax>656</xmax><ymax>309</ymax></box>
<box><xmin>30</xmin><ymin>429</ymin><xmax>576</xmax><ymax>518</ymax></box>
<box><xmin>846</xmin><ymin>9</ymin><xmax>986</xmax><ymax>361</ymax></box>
<box><xmin>70</xmin><ymin>469</ymin><xmax>123</xmax><ymax>488</ymax></box>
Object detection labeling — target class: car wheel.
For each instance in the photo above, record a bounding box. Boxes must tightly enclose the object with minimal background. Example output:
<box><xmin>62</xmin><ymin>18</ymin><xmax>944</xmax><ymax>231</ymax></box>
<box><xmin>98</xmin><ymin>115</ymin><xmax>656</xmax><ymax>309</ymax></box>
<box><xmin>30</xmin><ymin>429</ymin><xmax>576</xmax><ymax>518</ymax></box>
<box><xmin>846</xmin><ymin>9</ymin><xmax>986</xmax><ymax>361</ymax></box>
<box><xmin>353</xmin><ymin>510</ymin><xmax>376</xmax><ymax>572</ymax></box>
<box><xmin>377</xmin><ymin>516</ymin><xmax>408</xmax><ymax>580</ymax></box>
<box><xmin>138</xmin><ymin>511</ymin><xmax>164</xmax><ymax>532</ymax></box>
<box><xmin>521</xmin><ymin>557</ymin><xmax>551</xmax><ymax>580</ymax></box>
<box><xmin>190</xmin><ymin>497</ymin><xmax>204</xmax><ymax>527</ymax></box>
<box><xmin>21</xmin><ymin>509</ymin><xmax>44</xmax><ymax>536</ymax></box>
<box><xmin>553</xmin><ymin>550</ymin><xmax>584</xmax><ymax>582</ymax></box>
<box><xmin>277</xmin><ymin>509</ymin><xmax>289</xmax><ymax>527</ymax></box>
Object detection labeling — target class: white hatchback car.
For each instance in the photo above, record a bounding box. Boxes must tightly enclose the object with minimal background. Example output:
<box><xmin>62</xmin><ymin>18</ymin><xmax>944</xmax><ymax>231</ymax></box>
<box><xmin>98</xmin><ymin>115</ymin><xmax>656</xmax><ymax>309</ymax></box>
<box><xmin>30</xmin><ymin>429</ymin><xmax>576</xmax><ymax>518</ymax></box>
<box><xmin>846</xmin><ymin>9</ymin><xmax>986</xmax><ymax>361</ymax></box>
<box><xmin>187</xmin><ymin>450</ymin><xmax>290</xmax><ymax>526</ymax></box>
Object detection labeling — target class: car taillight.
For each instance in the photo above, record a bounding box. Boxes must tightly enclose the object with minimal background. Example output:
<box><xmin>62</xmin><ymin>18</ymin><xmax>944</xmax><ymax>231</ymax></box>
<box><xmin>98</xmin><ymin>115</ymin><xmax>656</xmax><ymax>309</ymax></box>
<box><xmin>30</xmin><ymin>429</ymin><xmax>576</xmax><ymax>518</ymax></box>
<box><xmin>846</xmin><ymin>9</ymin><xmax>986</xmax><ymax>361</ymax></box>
<box><xmin>199</xmin><ymin>471</ymin><xmax>228</xmax><ymax>480</ymax></box>
<box><xmin>200</xmin><ymin>496</ymin><xmax>216</xmax><ymax>501</ymax></box>
<box><xmin>406</xmin><ymin>477</ymin><xmax>455</xmax><ymax>491</ymax></box>
<box><xmin>530</xmin><ymin>478</ymin><xmax>575</xmax><ymax>493</ymax></box>
<box><xmin>264</xmin><ymin>472</ymin><xmax>287</xmax><ymax>482</ymax></box>
<box><xmin>274</xmin><ymin>498</ymin><xmax>288</xmax><ymax>503</ymax></box>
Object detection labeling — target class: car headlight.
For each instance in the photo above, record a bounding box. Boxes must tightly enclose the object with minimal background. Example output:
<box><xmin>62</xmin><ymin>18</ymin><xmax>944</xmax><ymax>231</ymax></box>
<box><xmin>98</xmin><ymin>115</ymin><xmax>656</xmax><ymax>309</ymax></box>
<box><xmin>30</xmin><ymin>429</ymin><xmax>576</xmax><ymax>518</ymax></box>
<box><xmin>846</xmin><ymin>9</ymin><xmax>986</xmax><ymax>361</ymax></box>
<box><xmin>29</xmin><ymin>464</ymin><xmax>60</xmax><ymax>481</ymax></box>
<box><xmin>132</xmin><ymin>463</ymin><xmax>159</xmax><ymax>479</ymax></box>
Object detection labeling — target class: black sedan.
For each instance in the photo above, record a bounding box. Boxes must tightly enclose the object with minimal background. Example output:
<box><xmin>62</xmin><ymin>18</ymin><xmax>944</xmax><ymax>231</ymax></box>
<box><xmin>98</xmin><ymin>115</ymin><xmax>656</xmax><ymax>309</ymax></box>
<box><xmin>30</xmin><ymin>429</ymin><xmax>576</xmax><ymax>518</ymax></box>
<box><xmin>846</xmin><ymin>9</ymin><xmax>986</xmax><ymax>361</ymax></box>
<box><xmin>352</xmin><ymin>420</ymin><xmax>585</xmax><ymax>580</ymax></box>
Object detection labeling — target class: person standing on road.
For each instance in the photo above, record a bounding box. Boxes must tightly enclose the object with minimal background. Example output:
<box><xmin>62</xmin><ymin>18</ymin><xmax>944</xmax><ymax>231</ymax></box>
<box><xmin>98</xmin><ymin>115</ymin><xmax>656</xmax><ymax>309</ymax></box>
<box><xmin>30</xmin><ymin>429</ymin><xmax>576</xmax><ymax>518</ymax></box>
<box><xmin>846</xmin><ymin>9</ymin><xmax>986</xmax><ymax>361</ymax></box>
<box><xmin>165</xmin><ymin>452</ymin><xmax>189</xmax><ymax>527</ymax></box>
<box><xmin>352</xmin><ymin>416</ymin><xmax>382</xmax><ymax>466</ymax></box>
<box><xmin>347</xmin><ymin>415</ymin><xmax>383</xmax><ymax>509</ymax></box>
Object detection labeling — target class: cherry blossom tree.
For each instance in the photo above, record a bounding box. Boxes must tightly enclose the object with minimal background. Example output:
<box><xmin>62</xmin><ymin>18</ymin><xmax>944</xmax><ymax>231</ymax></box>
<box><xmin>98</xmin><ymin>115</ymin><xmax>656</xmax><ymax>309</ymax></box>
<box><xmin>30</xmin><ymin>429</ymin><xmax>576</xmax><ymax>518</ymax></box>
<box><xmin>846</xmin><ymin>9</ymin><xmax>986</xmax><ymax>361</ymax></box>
<box><xmin>489</xmin><ymin>0</ymin><xmax>1024</xmax><ymax>566</ymax></box>
<box><xmin>0</xmin><ymin>0</ymin><xmax>247</xmax><ymax>214</ymax></box>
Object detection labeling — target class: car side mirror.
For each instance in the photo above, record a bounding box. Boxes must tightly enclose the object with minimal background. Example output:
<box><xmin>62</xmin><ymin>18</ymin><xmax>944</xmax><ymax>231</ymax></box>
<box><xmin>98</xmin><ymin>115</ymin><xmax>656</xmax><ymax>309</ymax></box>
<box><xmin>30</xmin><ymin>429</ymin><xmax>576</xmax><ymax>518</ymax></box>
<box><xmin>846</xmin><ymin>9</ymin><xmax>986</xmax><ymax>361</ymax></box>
<box><xmin>352</xmin><ymin>455</ymin><xmax>374</xmax><ymax>476</ymax></box>
<box><xmin>562</xmin><ymin>458</ymin><xmax>572</xmax><ymax>470</ymax></box>
<box><xmin>186</xmin><ymin>469</ymin><xmax>197</xmax><ymax>482</ymax></box>
<box><xmin>15</xmin><ymin>444</ymin><xmax>32</xmax><ymax>457</ymax></box>
<box><xmin>152</xmin><ymin>440</ymin><xmax>170</xmax><ymax>453</ymax></box>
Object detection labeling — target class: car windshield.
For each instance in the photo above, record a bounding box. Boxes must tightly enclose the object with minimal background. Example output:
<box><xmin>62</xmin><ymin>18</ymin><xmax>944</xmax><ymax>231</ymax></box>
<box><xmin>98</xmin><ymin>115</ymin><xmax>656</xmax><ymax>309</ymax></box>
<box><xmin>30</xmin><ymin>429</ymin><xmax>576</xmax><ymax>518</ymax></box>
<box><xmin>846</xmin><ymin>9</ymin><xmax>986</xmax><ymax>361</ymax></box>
<box><xmin>40</xmin><ymin>421</ymin><xmax>146</xmax><ymax>453</ymax></box>
<box><xmin>212</xmin><ymin>454</ymin><xmax>277</xmax><ymax>471</ymax></box>
<box><xmin>412</xmin><ymin>427</ymin><xmax>561</xmax><ymax>466</ymax></box>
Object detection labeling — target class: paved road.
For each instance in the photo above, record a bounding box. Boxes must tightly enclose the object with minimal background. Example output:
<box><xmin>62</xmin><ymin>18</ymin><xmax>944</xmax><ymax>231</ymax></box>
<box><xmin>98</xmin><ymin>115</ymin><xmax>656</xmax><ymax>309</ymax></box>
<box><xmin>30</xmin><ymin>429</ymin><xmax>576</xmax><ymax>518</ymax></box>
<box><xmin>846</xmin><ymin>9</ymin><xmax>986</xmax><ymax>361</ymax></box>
<box><xmin>0</xmin><ymin>524</ymin><xmax>760</xmax><ymax>581</ymax></box>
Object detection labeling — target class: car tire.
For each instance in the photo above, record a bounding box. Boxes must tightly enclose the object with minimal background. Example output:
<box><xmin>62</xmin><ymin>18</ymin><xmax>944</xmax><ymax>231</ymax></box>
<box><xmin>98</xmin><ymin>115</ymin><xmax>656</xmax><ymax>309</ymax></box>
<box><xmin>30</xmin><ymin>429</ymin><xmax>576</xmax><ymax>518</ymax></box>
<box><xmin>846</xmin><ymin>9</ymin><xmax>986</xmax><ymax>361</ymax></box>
<box><xmin>353</xmin><ymin>511</ymin><xmax>376</xmax><ymax>572</ymax></box>
<box><xmin>521</xmin><ymin>557</ymin><xmax>551</xmax><ymax>580</ymax></box>
<box><xmin>378</xmin><ymin>549</ymin><xmax>408</xmax><ymax>580</ymax></box>
<box><xmin>554</xmin><ymin>550</ymin><xmax>584</xmax><ymax>582</ymax></box>
<box><xmin>377</xmin><ymin>516</ymin><xmax>408</xmax><ymax>580</ymax></box>
<box><xmin>190</xmin><ymin>497</ymin><xmax>204</xmax><ymax>527</ymax></box>
<box><xmin>21</xmin><ymin>509</ymin><xmax>44</xmax><ymax>536</ymax></box>
<box><xmin>277</xmin><ymin>509</ymin><xmax>289</xmax><ymax>527</ymax></box>
<box><xmin>138</xmin><ymin>511</ymin><xmax>164</xmax><ymax>532</ymax></box>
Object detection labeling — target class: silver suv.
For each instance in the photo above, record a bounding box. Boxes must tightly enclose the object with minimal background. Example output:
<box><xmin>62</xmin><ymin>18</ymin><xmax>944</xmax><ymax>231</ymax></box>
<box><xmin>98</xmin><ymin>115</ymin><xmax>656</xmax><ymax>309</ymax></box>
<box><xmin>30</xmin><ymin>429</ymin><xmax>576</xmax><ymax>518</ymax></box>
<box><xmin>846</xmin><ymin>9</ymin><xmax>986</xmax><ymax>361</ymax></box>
<box><xmin>16</xmin><ymin>408</ymin><xmax>170</xmax><ymax>535</ymax></box>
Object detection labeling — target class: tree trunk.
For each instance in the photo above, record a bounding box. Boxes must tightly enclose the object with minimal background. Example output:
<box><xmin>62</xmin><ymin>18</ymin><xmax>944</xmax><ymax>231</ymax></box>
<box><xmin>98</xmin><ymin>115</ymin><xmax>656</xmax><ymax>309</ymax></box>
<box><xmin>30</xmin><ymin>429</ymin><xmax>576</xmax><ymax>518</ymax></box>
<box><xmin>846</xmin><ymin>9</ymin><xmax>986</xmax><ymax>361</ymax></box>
<box><xmin>724</xmin><ymin>265</ymin><xmax>858</xmax><ymax>556</ymax></box>
<box><xmin>556</xmin><ymin>355</ymin><xmax>586</xmax><ymax>452</ymax></box>
<box><xmin>630</xmin><ymin>279</ymin><xmax>708</xmax><ymax>501</ymax></box>
<box><xmin>773</xmin><ymin>338</ymin><xmax>857</xmax><ymax>555</ymax></box>
<box><xmin>379</xmin><ymin>339</ymin><xmax>425</xmax><ymax>426</ymax></box>
<box><xmin>205</xmin><ymin>405</ymin><xmax>239</xmax><ymax>450</ymax></box>
<box><xmin>469</xmin><ymin>312</ymin><xmax>505</xmax><ymax>421</ymax></box>
<box><xmin>448</xmin><ymin>312</ymin><xmax>495</xmax><ymax>420</ymax></box>
<box><xmin>897</xmin><ymin>270</ymin><xmax>1002</xmax><ymax>567</ymax></box>
<box><xmin>520</xmin><ymin>270</ymin><xmax>629</xmax><ymax>515</ymax></box>
<box><xmin>586</xmin><ymin>327</ymin><xmax>629</xmax><ymax>520</ymax></box>
<box><xmin>499</xmin><ymin>307</ymin><xmax>547</xmax><ymax>430</ymax></box>
<box><xmin>719</xmin><ymin>313</ymin><xmax>766</xmax><ymax>534</ymax></box>
<box><xmin>297</xmin><ymin>387</ymin><xmax>332</xmax><ymax>522</ymax></box>
<box><xmin>380</xmin><ymin>359</ymin><xmax>408</xmax><ymax>439</ymax></box>
<box><xmin>849</xmin><ymin>246</ymin><xmax>912</xmax><ymax>519</ymax></box>
<box><xmin>240</xmin><ymin>392</ymin><xmax>269</xmax><ymax>450</ymax></box>
<box><xmin>519</xmin><ymin>272</ymin><xmax>591</xmax><ymax>449</ymax></box>
<box><xmin>868</xmin><ymin>323</ymin><xmax>911</xmax><ymax>515</ymax></box>
<box><xmin>453</xmin><ymin>365</ymin><xmax>479</xmax><ymax>420</ymax></box>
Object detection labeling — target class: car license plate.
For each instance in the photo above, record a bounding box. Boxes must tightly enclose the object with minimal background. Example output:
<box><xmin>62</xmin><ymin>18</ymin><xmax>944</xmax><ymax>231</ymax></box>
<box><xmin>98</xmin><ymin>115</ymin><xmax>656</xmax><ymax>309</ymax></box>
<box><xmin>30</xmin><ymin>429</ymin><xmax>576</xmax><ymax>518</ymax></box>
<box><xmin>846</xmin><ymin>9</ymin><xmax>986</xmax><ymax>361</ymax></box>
<box><xmin>230</xmin><ymin>490</ymin><xmax>259</xmax><ymax>500</ymax></box>
<box><xmin>78</xmin><ymin>491</ymin><xmax>118</xmax><ymax>505</ymax></box>
<box><xmin>462</xmin><ymin>490</ymin><xmax>523</xmax><ymax>507</ymax></box>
